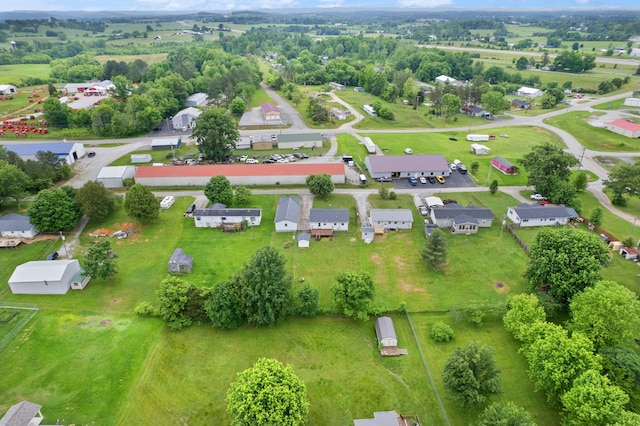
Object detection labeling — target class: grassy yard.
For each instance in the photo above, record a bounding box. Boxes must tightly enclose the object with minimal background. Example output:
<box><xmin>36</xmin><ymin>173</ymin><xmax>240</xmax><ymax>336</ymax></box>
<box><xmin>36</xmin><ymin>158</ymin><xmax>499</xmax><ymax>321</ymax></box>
<box><xmin>0</xmin><ymin>65</ymin><xmax>51</xmax><ymax>85</ymax></box>
<box><xmin>544</xmin><ymin>111</ymin><xmax>640</xmax><ymax>152</ymax></box>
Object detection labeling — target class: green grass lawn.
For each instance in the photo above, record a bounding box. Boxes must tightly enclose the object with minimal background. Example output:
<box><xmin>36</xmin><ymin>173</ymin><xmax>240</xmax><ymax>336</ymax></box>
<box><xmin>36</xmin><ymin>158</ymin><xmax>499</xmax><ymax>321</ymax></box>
<box><xmin>0</xmin><ymin>65</ymin><xmax>51</xmax><ymax>85</ymax></box>
<box><xmin>544</xmin><ymin>111</ymin><xmax>640</xmax><ymax>152</ymax></box>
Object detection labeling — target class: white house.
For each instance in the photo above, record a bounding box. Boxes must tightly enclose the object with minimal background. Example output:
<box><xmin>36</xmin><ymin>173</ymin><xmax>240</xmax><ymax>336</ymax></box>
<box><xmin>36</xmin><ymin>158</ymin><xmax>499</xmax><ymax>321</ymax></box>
<box><xmin>193</xmin><ymin>204</ymin><xmax>262</xmax><ymax>229</ymax></box>
<box><xmin>0</xmin><ymin>213</ymin><xmax>39</xmax><ymax>238</ymax></box>
<box><xmin>369</xmin><ymin>209</ymin><xmax>413</xmax><ymax>230</ymax></box>
<box><xmin>516</xmin><ymin>86</ymin><xmax>543</xmax><ymax>98</ymax></box>
<box><xmin>363</xmin><ymin>105</ymin><xmax>377</xmax><ymax>116</ymax></box>
<box><xmin>96</xmin><ymin>166</ymin><xmax>136</xmax><ymax>188</ymax></box>
<box><xmin>430</xmin><ymin>203</ymin><xmax>494</xmax><ymax>234</ymax></box>
<box><xmin>172</xmin><ymin>107</ymin><xmax>201</xmax><ymax>129</ymax></box>
<box><xmin>309</xmin><ymin>208</ymin><xmax>349</xmax><ymax>232</ymax></box>
<box><xmin>274</xmin><ymin>196</ymin><xmax>301</xmax><ymax>232</ymax></box>
<box><xmin>507</xmin><ymin>203</ymin><xmax>578</xmax><ymax>227</ymax></box>
<box><xmin>0</xmin><ymin>84</ymin><xmax>17</xmax><ymax>95</ymax></box>
<box><xmin>8</xmin><ymin>260</ymin><xmax>89</xmax><ymax>295</ymax></box>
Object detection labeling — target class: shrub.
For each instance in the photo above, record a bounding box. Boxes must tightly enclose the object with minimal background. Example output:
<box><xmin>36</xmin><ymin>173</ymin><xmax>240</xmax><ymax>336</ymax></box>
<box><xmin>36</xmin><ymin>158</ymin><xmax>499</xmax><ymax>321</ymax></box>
<box><xmin>430</xmin><ymin>321</ymin><xmax>455</xmax><ymax>342</ymax></box>
<box><xmin>134</xmin><ymin>301</ymin><xmax>159</xmax><ymax>317</ymax></box>
<box><xmin>389</xmin><ymin>191</ymin><xmax>397</xmax><ymax>200</ymax></box>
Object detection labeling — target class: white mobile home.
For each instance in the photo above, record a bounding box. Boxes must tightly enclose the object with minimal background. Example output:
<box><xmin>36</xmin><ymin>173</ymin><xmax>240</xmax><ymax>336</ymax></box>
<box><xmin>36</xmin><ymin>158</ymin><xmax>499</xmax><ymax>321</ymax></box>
<box><xmin>363</xmin><ymin>137</ymin><xmax>377</xmax><ymax>154</ymax></box>
<box><xmin>363</xmin><ymin>105</ymin><xmax>377</xmax><ymax>116</ymax></box>
<box><xmin>0</xmin><ymin>213</ymin><xmax>39</xmax><ymax>238</ymax></box>
<box><xmin>507</xmin><ymin>203</ymin><xmax>578</xmax><ymax>227</ymax></box>
<box><xmin>309</xmin><ymin>208</ymin><xmax>349</xmax><ymax>232</ymax></box>
<box><xmin>369</xmin><ymin>209</ymin><xmax>413</xmax><ymax>230</ymax></box>
<box><xmin>194</xmin><ymin>205</ymin><xmax>262</xmax><ymax>228</ymax></box>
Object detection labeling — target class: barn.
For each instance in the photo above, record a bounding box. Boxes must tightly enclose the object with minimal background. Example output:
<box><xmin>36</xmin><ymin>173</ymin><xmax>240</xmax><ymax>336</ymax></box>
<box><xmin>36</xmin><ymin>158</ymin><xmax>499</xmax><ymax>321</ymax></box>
<box><xmin>604</xmin><ymin>119</ymin><xmax>640</xmax><ymax>138</ymax></box>
<box><xmin>134</xmin><ymin>163</ymin><xmax>345</xmax><ymax>186</ymax></box>
<box><xmin>365</xmin><ymin>155</ymin><xmax>450</xmax><ymax>179</ymax></box>
<box><xmin>2</xmin><ymin>142</ymin><xmax>85</xmax><ymax>165</ymax></box>
<box><xmin>151</xmin><ymin>138</ymin><xmax>182</xmax><ymax>150</ymax></box>
<box><xmin>171</xmin><ymin>108</ymin><xmax>201</xmax><ymax>130</ymax></box>
<box><xmin>8</xmin><ymin>260</ymin><xmax>88</xmax><ymax>295</ymax></box>
<box><xmin>491</xmin><ymin>156</ymin><xmax>519</xmax><ymax>175</ymax></box>
<box><xmin>96</xmin><ymin>166</ymin><xmax>136</xmax><ymax>188</ymax></box>
<box><xmin>277</xmin><ymin>133</ymin><xmax>323</xmax><ymax>149</ymax></box>
<box><xmin>375</xmin><ymin>316</ymin><xmax>398</xmax><ymax>347</ymax></box>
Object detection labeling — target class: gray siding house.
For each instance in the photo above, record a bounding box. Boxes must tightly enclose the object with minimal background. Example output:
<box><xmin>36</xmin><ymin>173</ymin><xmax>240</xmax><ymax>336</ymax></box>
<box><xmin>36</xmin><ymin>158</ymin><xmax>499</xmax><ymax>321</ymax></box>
<box><xmin>309</xmin><ymin>208</ymin><xmax>349</xmax><ymax>232</ymax></box>
<box><xmin>193</xmin><ymin>205</ymin><xmax>262</xmax><ymax>228</ymax></box>
<box><xmin>507</xmin><ymin>203</ymin><xmax>578</xmax><ymax>227</ymax></box>
<box><xmin>430</xmin><ymin>203</ymin><xmax>494</xmax><ymax>234</ymax></box>
<box><xmin>274</xmin><ymin>196</ymin><xmax>301</xmax><ymax>232</ymax></box>
<box><xmin>369</xmin><ymin>209</ymin><xmax>413</xmax><ymax>230</ymax></box>
<box><xmin>365</xmin><ymin>155</ymin><xmax>450</xmax><ymax>179</ymax></box>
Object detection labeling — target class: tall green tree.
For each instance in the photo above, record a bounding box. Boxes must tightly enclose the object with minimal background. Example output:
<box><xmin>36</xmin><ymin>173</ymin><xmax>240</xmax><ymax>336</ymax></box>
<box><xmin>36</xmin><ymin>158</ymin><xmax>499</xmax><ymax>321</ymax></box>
<box><xmin>569</xmin><ymin>280</ymin><xmax>640</xmax><ymax>348</ymax></box>
<box><xmin>156</xmin><ymin>276</ymin><xmax>198</xmax><ymax>331</ymax></box>
<box><xmin>124</xmin><ymin>184</ymin><xmax>159</xmax><ymax>224</ymax></box>
<box><xmin>603</xmin><ymin>163</ymin><xmax>640</xmax><ymax>205</ymax></box>
<box><xmin>561</xmin><ymin>369</ymin><xmax>629</xmax><ymax>426</ymax></box>
<box><xmin>27</xmin><ymin>187</ymin><xmax>81</xmax><ymax>232</ymax></box>
<box><xmin>589</xmin><ymin>207</ymin><xmax>604</xmax><ymax>227</ymax></box>
<box><xmin>600</xmin><ymin>346</ymin><xmax>640</xmax><ymax>412</ymax></box>
<box><xmin>306</xmin><ymin>174</ymin><xmax>334</xmax><ymax>199</ymax></box>
<box><xmin>481</xmin><ymin>91</ymin><xmax>507</xmax><ymax>117</ymax></box>
<box><xmin>503</xmin><ymin>294</ymin><xmax>546</xmax><ymax>343</ymax></box>
<box><xmin>522</xmin><ymin>142</ymin><xmax>578</xmax><ymax>197</ymax></box>
<box><xmin>422</xmin><ymin>228</ymin><xmax>447</xmax><ymax>270</ymax></box>
<box><xmin>0</xmin><ymin>160</ymin><xmax>31</xmax><ymax>208</ymax></box>
<box><xmin>83</xmin><ymin>239</ymin><xmax>119</xmax><ymax>281</ymax></box>
<box><xmin>242</xmin><ymin>246</ymin><xmax>292</xmax><ymax>326</ymax></box>
<box><xmin>226</xmin><ymin>358</ymin><xmax>309</xmax><ymax>426</ymax></box>
<box><xmin>76</xmin><ymin>181</ymin><xmax>115</xmax><ymax>222</ymax></box>
<box><xmin>332</xmin><ymin>271</ymin><xmax>375</xmax><ymax>320</ymax></box>
<box><xmin>296</xmin><ymin>284</ymin><xmax>319</xmax><ymax>317</ymax></box>
<box><xmin>442</xmin><ymin>341</ymin><xmax>501</xmax><ymax>408</ymax></box>
<box><xmin>477</xmin><ymin>402</ymin><xmax>536</xmax><ymax>426</ymax></box>
<box><xmin>43</xmin><ymin>97</ymin><xmax>71</xmax><ymax>128</ymax></box>
<box><xmin>204</xmin><ymin>175</ymin><xmax>233</xmax><ymax>205</ymax></box>
<box><xmin>572</xmin><ymin>172</ymin><xmax>588</xmax><ymax>192</ymax></box>
<box><xmin>205</xmin><ymin>276</ymin><xmax>245</xmax><ymax>330</ymax></box>
<box><xmin>193</xmin><ymin>107</ymin><xmax>239</xmax><ymax>162</ymax></box>
<box><xmin>525</xmin><ymin>228</ymin><xmax>609</xmax><ymax>307</ymax></box>
<box><xmin>234</xmin><ymin>186</ymin><xmax>252</xmax><ymax>206</ymax></box>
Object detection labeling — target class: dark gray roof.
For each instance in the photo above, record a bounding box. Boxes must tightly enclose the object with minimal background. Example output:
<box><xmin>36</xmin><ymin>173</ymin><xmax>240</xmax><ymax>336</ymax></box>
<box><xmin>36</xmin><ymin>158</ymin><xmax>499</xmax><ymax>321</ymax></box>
<box><xmin>0</xmin><ymin>213</ymin><xmax>37</xmax><ymax>233</ymax></box>
<box><xmin>275</xmin><ymin>196</ymin><xmax>301</xmax><ymax>223</ymax></box>
<box><xmin>375</xmin><ymin>316</ymin><xmax>397</xmax><ymax>343</ymax></box>
<box><xmin>492</xmin><ymin>156</ymin><xmax>516</xmax><ymax>168</ymax></box>
<box><xmin>354</xmin><ymin>411</ymin><xmax>400</xmax><ymax>426</ymax></box>
<box><xmin>370</xmin><ymin>209</ymin><xmax>413</xmax><ymax>223</ymax></box>
<box><xmin>194</xmin><ymin>207</ymin><xmax>261</xmax><ymax>217</ymax></box>
<box><xmin>169</xmin><ymin>248</ymin><xmax>192</xmax><ymax>265</ymax></box>
<box><xmin>366</xmin><ymin>155</ymin><xmax>449</xmax><ymax>173</ymax></box>
<box><xmin>0</xmin><ymin>401</ymin><xmax>42</xmax><ymax>426</ymax></box>
<box><xmin>510</xmin><ymin>204</ymin><xmax>578</xmax><ymax>219</ymax></box>
<box><xmin>298</xmin><ymin>232</ymin><xmax>311</xmax><ymax>242</ymax></box>
<box><xmin>278</xmin><ymin>133</ymin><xmax>323</xmax><ymax>143</ymax></box>
<box><xmin>432</xmin><ymin>204</ymin><xmax>493</xmax><ymax>220</ymax></box>
<box><xmin>310</xmin><ymin>208</ymin><xmax>349</xmax><ymax>223</ymax></box>
<box><xmin>452</xmin><ymin>213</ymin><xmax>479</xmax><ymax>225</ymax></box>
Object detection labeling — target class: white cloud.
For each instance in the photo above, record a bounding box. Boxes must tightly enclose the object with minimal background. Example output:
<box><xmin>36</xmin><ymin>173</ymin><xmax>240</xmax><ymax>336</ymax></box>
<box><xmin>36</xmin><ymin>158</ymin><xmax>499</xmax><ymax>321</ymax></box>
<box><xmin>575</xmin><ymin>0</ymin><xmax>589</xmax><ymax>3</ymax></box>
<box><xmin>397</xmin><ymin>0</ymin><xmax>453</xmax><ymax>6</ymax></box>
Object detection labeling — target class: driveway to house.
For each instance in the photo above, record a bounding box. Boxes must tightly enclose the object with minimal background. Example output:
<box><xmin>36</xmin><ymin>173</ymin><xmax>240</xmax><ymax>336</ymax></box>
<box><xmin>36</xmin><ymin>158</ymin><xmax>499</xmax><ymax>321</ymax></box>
<box><xmin>260</xmin><ymin>83</ymin><xmax>307</xmax><ymax>130</ymax></box>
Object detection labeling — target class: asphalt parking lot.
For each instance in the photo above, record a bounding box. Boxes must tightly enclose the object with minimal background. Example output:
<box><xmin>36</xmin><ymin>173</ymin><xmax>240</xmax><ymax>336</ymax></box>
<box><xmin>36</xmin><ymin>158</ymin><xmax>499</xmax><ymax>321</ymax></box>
<box><xmin>392</xmin><ymin>170</ymin><xmax>476</xmax><ymax>190</ymax></box>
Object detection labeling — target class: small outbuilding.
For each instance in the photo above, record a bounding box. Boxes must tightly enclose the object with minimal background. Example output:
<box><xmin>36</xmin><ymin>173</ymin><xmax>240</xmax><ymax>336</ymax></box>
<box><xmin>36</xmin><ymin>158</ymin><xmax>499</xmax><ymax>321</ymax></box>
<box><xmin>375</xmin><ymin>316</ymin><xmax>398</xmax><ymax>347</ymax></box>
<box><xmin>8</xmin><ymin>260</ymin><xmax>88</xmax><ymax>295</ymax></box>
<box><xmin>491</xmin><ymin>156</ymin><xmax>519</xmax><ymax>175</ymax></box>
<box><xmin>151</xmin><ymin>138</ymin><xmax>182</xmax><ymax>150</ymax></box>
<box><xmin>0</xmin><ymin>213</ymin><xmax>39</xmax><ymax>238</ymax></box>
<box><xmin>261</xmin><ymin>103</ymin><xmax>281</xmax><ymax>121</ymax></box>
<box><xmin>185</xmin><ymin>93</ymin><xmax>208</xmax><ymax>107</ymax></box>
<box><xmin>96</xmin><ymin>166</ymin><xmax>136</xmax><ymax>188</ymax></box>
<box><xmin>172</xmin><ymin>107</ymin><xmax>201</xmax><ymax>129</ymax></box>
<box><xmin>620</xmin><ymin>247</ymin><xmax>639</xmax><ymax>261</ymax></box>
<box><xmin>160</xmin><ymin>196</ymin><xmax>175</xmax><ymax>210</ymax></box>
<box><xmin>0</xmin><ymin>84</ymin><xmax>17</xmax><ymax>95</ymax></box>
<box><xmin>297</xmin><ymin>232</ymin><xmax>311</xmax><ymax>248</ymax></box>
<box><xmin>470</xmin><ymin>143</ymin><xmax>490</xmax><ymax>155</ymax></box>
<box><xmin>131</xmin><ymin>154</ymin><xmax>152</xmax><ymax>163</ymax></box>
<box><xmin>168</xmin><ymin>248</ymin><xmax>193</xmax><ymax>273</ymax></box>
<box><xmin>0</xmin><ymin>400</ymin><xmax>44</xmax><ymax>426</ymax></box>
<box><xmin>275</xmin><ymin>196</ymin><xmax>301</xmax><ymax>232</ymax></box>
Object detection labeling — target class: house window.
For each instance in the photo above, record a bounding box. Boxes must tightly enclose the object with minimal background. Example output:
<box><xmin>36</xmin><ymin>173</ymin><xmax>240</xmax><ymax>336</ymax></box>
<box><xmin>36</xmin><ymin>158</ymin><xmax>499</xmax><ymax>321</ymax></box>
<box><xmin>523</xmin><ymin>219</ymin><xmax>528</xmax><ymax>223</ymax></box>
<box><xmin>221</xmin><ymin>217</ymin><xmax>227</xmax><ymax>220</ymax></box>
<box><xmin>196</xmin><ymin>217</ymin><xmax>201</xmax><ymax>220</ymax></box>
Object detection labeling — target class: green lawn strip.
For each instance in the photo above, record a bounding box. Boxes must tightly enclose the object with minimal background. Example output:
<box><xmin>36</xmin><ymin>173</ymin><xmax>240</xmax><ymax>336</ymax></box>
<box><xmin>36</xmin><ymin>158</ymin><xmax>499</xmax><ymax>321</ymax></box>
<box><xmin>117</xmin><ymin>316</ymin><xmax>445</xmax><ymax>425</ymax></box>
<box><xmin>0</xmin><ymin>65</ymin><xmax>51</xmax><ymax>85</ymax></box>
<box><xmin>247</xmin><ymin>85</ymin><xmax>274</xmax><ymax>109</ymax></box>
<box><xmin>0</xmin><ymin>240</ymin><xmax>59</xmax><ymax>291</ymax></box>
<box><xmin>411</xmin><ymin>313</ymin><xmax>561</xmax><ymax>425</ymax></box>
<box><xmin>336</xmin><ymin>134</ymin><xmax>369</xmax><ymax>171</ymax></box>
<box><xmin>0</xmin><ymin>311</ymin><xmax>161</xmax><ymax>424</ymax></box>
<box><xmin>592</xmin><ymin>98</ymin><xmax>640</xmax><ymax>112</ymax></box>
<box><xmin>577</xmin><ymin>191</ymin><xmax>640</xmax><ymax>243</ymax></box>
<box><xmin>544</xmin><ymin>111</ymin><xmax>640</xmax><ymax>152</ymax></box>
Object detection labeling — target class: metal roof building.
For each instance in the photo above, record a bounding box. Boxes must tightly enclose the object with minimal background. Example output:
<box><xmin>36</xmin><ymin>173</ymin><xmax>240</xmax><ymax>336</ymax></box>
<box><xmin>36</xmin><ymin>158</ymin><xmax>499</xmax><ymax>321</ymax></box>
<box><xmin>0</xmin><ymin>213</ymin><xmax>39</xmax><ymax>238</ymax></box>
<box><xmin>185</xmin><ymin>93</ymin><xmax>208</xmax><ymax>107</ymax></box>
<box><xmin>96</xmin><ymin>166</ymin><xmax>136</xmax><ymax>188</ymax></box>
<box><xmin>365</xmin><ymin>154</ymin><xmax>450</xmax><ymax>179</ymax></box>
<box><xmin>8</xmin><ymin>260</ymin><xmax>87</xmax><ymax>295</ymax></box>
<box><xmin>2</xmin><ymin>142</ymin><xmax>85</xmax><ymax>165</ymax></box>
<box><xmin>277</xmin><ymin>133</ymin><xmax>323</xmax><ymax>149</ymax></box>
<box><xmin>0</xmin><ymin>401</ymin><xmax>44</xmax><ymax>426</ymax></box>
<box><xmin>375</xmin><ymin>316</ymin><xmax>398</xmax><ymax>347</ymax></box>
<box><xmin>274</xmin><ymin>196</ymin><xmax>301</xmax><ymax>232</ymax></box>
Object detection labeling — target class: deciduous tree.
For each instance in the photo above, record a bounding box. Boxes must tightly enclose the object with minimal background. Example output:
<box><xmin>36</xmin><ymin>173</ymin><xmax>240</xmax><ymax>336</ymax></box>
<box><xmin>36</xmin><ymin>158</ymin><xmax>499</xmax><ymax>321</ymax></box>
<box><xmin>27</xmin><ymin>187</ymin><xmax>81</xmax><ymax>232</ymax></box>
<box><xmin>83</xmin><ymin>239</ymin><xmax>118</xmax><ymax>281</ymax></box>
<box><xmin>296</xmin><ymin>284</ymin><xmax>319</xmax><ymax>317</ymax></box>
<box><xmin>205</xmin><ymin>276</ymin><xmax>244</xmax><ymax>330</ymax></box>
<box><xmin>589</xmin><ymin>207</ymin><xmax>603</xmax><ymax>227</ymax></box>
<box><xmin>156</xmin><ymin>276</ymin><xmax>199</xmax><ymax>330</ymax></box>
<box><xmin>477</xmin><ymin>402</ymin><xmax>536</xmax><ymax>426</ymax></box>
<box><xmin>193</xmin><ymin>106</ymin><xmax>239</xmax><ymax>163</ymax></box>
<box><xmin>204</xmin><ymin>175</ymin><xmax>233</xmax><ymax>205</ymax></box>
<box><xmin>226</xmin><ymin>358</ymin><xmax>309</xmax><ymax>426</ymax></box>
<box><xmin>600</xmin><ymin>346</ymin><xmax>640</xmax><ymax>412</ymax></box>
<box><xmin>522</xmin><ymin>142</ymin><xmax>578</xmax><ymax>197</ymax></box>
<box><xmin>525</xmin><ymin>228</ymin><xmax>609</xmax><ymax>307</ymax></box>
<box><xmin>481</xmin><ymin>91</ymin><xmax>508</xmax><ymax>117</ymax></box>
<box><xmin>332</xmin><ymin>271</ymin><xmax>375</xmax><ymax>320</ymax></box>
<box><xmin>0</xmin><ymin>160</ymin><xmax>30</xmax><ymax>208</ymax></box>
<box><xmin>603</xmin><ymin>163</ymin><xmax>640</xmax><ymax>205</ymax></box>
<box><xmin>306</xmin><ymin>174</ymin><xmax>334</xmax><ymax>198</ymax></box>
<box><xmin>76</xmin><ymin>181</ymin><xmax>115</xmax><ymax>222</ymax></box>
<box><xmin>234</xmin><ymin>186</ymin><xmax>252</xmax><ymax>206</ymax></box>
<box><xmin>442</xmin><ymin>341</ymin><xmax>501</xmax><ymax>408</ymax></box>
<box><xmin>422</xmin><ymin>228</ymin><xmax>447</xmax><ymax>270</ymax></box>
<box><xmin>503</xmin><ymin>294</ymin><xmax>546</xmax><ymax>343</ymax></box>
<box><xmin>569</xmin><ymin>280</ymin><xmax>640</xmax><ymax>348</ymax></box>
<box><xmin>124</xmin><ymin>183</ymin><xmax>159</xmax><ymax>223</ymax></box>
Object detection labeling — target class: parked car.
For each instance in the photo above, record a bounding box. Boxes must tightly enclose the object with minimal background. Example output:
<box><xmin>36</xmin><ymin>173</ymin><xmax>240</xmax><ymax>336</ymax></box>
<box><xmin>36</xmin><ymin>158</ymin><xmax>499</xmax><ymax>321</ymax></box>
<box><xmin>427</xmin><ymin>177</ymin><xmax>436</xmax><ymax>184</ymax></box>
<box><xmin>262</xmin><ymin>159</ymin><xmax>274</xmax><ymax>164</ymax></box>
<box><xmin>238</xmin><ymin>155</ymin><xmax>248</xmax><ymax>162</ymax></box>
<box><xmin>87</xmin><ymin>151</ymin><xmax>96</xmax><ymax>158</ymax></box>
<box><xmin>299</xmin><ymin>153</ymin><xmax>309</xmax><ymax>159</ymax></box>
<box><xmin>376</xmin><ymin>176</ymin><xmax>393</xmax><ymax>182</ymax></box>
<box><xmin>419</xmin><ymin>176</ymin><xmax>427</xmax><ymax>184</ymax></box>
<box><xmin>458</xmin><ymin>164</ymin><xmax>468</xmax><ymax>174</ymax></box>
<box><xmin>46</xmin><ymin>251</ymin><xmax>59</xmax><ymax>260</ymax></box>
<box><xmin>408</xmin><ymin>176</ymin><xmax>418</xmax><ymax>186</ymax></box>
<box><xmin>530</xmin><ymin>193</ymin><xmax>547</xmax><ymax>201</ymax></box>
<box><xmin>448</xmin><ymin>137</ymin><xmax>458</xmax><ymax>141</ymax></box>
<box><xmin>419</xmin><ymin>205</ymin><xmax>429</xmax><ymax>216</ymax></box>
<box><xmin>404</xmin><ymin>148</ymin><xmax>413</xmax><ymax>155</ymax></box>
<box><xmin>246</xmin><ymin>158</ymin><xmax>259</xmax><ymax>164</ymax></box>
<box><xmin>277</xmin><ymin>159</ymin><xmax>289</xmax><ymax>163</ymax></box>
<box><xmin>435</xmin><ymin>176</ymin><xmax>445</xmax><ymax>184</ymax></box>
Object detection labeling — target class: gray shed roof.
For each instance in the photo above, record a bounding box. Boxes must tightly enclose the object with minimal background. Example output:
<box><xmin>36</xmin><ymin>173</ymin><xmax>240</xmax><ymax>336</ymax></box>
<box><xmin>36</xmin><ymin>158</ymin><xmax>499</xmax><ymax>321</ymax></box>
<box><xmin>96</xmin><ymin>166</ymin><xmax>135</xmax><ymax>179</ymax></box>
<box><xmin>298</xmin><ymin>232</ymin><xmax>311</xmax><ymax>242</ymax></box>
<box><xmin>432</xmin><ymin>204</ymin><xmax>493</xmax><ymax>220</ymax></box>
<box><xmin>370</xmin><ymin>209</ymin><xmax>413</xmax><ymax>223</ymax></box>
<box><xmin>193</xmin><ymin>207</ymin><xmax>262</xmax><ymax>217</ymax></box>
<box><xmin>278</xmin><ymin>133</ymin><xmax>323</xmax><ymax>143</ymax></box>
<box><xmin>0</xmin><ymin>213</ymin><xmax>37</xmax><ymax>233</ymax></box>
<box><xmin>0</xmin><ymin>401</ymin><xmax>42</xmax><ymax>426</ymax></box>
<box><xmin>186</xmin><ymin>93</ymin><xmax>208</xmax><ymax>104</ymax></box>
<box><xmin>493</xmin><ymin>156</ymin><xmax>516</xmax><ymax>168</ymax></box>
<box><xmin>275</xmin><ymin>196</ymin><xmax>301</xmax><ymax>223</ymax></box>
<box><xmin>366</xmin><ymin>155</ymin><xmax>449</xmax><ymax>173</ymax></box>
<box><xmin>375</xmin><ymin>316</ymin><xmax>397</xmax><ymax>343</ymax></box>
<box><xmin>510</xmin><ymin>204</ymin><xmax>578</xmax><ymax>219</ymax></box>
<box><xmin>309</xmin><ymin>208</ymin><xmax>349</xmax><ymax>223</ymax></box>
<box><xmin>353</xmin><ymin>411</ymin><xmax>400</xmax><ymax>426</ymax></box>
<box><xmin>169</xmin><ymin>248</ymin><xmax>192</xmax><ymax>265</ymax></box>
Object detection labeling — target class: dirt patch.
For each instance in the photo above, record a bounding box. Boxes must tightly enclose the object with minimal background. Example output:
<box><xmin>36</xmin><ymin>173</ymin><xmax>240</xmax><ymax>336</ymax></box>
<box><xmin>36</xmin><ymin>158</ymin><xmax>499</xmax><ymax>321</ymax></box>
<box><xmin>112</xmin><ymin>298</ymin><xmax>120</xmax><ymax>304</ymax></box>
<box><xmin>394</xmin><ymin>256</ymin><xmax>407</xmax><ymax>271</ymax></box>
<box><xmin>349</xmin><ymin>238</ymin><xmax>356</xmax><ymax>243</ymax></box>
<box><xmin>100</xmin><ymin>319</ymin><xmax>112</xmax><ymax>327</ymax></box>
<box><xmin>370</xmin><ymin>253</ymin><xmax>382</xmax><ymax>266</ymax></box>
<box><xmin>494</xmin><ymin>281</ymin><xmax>511</xmax><ymax>294</ymax></box>
<box><xmin>401</xmin><ymin>281</ymin><xmax>426</xmax><ymax>293</ymax></box>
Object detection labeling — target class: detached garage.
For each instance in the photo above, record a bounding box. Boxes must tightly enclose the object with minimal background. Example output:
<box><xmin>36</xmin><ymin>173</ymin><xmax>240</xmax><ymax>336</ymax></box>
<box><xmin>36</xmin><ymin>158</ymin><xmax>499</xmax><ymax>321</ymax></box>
<box><xmin>151</xmin><ymin>138</ymin><xmax>182</xmax><ymax>150</ymax></box>
<box><xmin>8</xmin><ymin>260</ymin><xmax>89</xmax><ymax>295</ymax></box>
<box><xmin>96</xmin><ymin>166</ymin><xmax>136</xmax><ymax>188</ymax></box>
<box><xmin>2</xmin><ymin>142</ymin><xmax>85</xmax><ymax>165</ymax></box>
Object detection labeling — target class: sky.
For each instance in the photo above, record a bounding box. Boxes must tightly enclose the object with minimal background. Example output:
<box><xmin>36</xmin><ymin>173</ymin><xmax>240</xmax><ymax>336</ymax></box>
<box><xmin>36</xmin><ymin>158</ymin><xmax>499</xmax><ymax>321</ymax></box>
<box><xmin>1</xmin><ymin>0</ymin><xmax>638</xmax><ymax>12</ymax></box>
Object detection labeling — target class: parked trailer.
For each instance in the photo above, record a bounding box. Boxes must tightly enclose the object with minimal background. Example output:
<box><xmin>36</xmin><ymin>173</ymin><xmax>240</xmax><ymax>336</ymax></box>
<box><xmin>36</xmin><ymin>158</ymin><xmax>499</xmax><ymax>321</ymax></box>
<box><xmin>466</xmin><ymin>134</ymin><xmax>490</xmax><ymax>142</ymax></box>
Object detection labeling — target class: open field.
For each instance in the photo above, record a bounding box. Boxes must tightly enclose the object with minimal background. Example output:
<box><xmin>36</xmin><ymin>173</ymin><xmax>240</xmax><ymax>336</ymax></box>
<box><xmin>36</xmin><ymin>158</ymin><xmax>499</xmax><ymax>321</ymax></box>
<box><xmin>544</xmin><ymin>111</ymin><xmax>640</xmax><ymax>152</ymax></box>
<box><xmin>0</xmin><ymin>65</ymin><xmax>51</xmax><ymax>85</ymax></box>
<box><xmin>94</xmin><ymin>53</ymin><xmax>169</xmax><ymax>65</ymax></box>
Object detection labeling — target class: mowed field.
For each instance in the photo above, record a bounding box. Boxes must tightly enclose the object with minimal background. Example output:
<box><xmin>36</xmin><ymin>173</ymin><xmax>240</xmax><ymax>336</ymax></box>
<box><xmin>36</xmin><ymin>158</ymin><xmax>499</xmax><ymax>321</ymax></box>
<box><xmin>0</xmin><ymin>189</ymin><xmax>556</xmax><ymax>424</ymax></box>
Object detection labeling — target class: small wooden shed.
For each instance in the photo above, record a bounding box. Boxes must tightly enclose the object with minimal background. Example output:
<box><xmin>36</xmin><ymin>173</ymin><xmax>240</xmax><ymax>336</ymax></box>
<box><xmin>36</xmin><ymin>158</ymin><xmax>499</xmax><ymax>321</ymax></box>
<box><xmin>375</xmin><ymin>316</ymin><xmax>398</xmax><ymax>347</ymax></box>
<box><xmin>168</xmin><ymin>248</ymin><xmax>193</xmax><ymax>273</ymax></box>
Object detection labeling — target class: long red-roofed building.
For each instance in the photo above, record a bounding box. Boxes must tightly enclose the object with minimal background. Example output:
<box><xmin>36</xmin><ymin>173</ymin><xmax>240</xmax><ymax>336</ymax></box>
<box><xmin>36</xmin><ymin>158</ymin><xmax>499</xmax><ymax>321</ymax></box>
<box><xmin>604</xmin><ymin>119</ymin><xmax>640</xmax><ymax>138</ymax></box>
<box><xmin>134</xmin><ymin>163</ymin><xmax>345</xmax><ymax>186</ymax></box>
